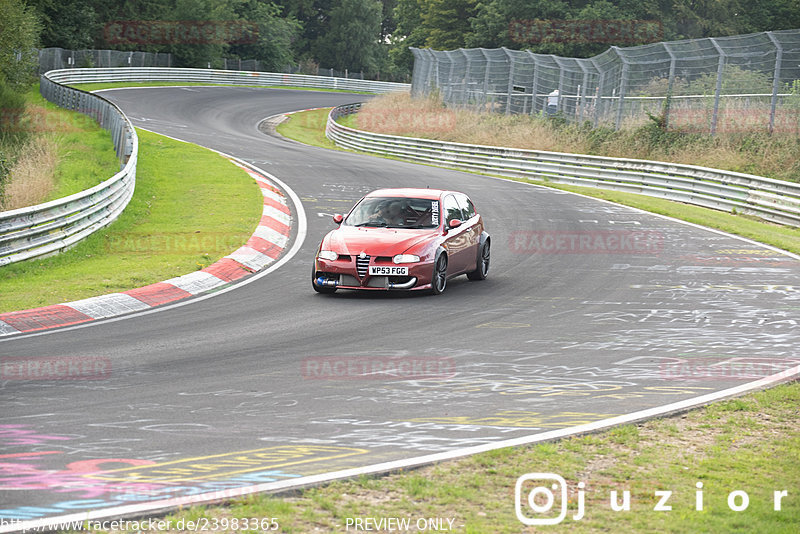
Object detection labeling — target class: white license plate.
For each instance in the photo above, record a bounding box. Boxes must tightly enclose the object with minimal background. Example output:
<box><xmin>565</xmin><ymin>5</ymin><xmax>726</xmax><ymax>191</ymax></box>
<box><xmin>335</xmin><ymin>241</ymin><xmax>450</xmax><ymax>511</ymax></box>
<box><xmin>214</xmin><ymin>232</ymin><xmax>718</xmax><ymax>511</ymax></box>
<box><xmin>369</xmin><ymin>265</ymin><xmax>408</xmax><ymax>276</ymax></box>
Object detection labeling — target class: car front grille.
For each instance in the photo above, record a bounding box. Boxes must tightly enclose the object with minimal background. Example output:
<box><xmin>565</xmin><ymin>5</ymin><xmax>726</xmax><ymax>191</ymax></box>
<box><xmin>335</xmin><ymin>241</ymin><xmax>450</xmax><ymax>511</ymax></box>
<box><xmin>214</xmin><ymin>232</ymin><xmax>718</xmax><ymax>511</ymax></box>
<box><xmin>356</xmin><ymin>255</ymin><xmax>370</xmax><ymax>278</ymax></box>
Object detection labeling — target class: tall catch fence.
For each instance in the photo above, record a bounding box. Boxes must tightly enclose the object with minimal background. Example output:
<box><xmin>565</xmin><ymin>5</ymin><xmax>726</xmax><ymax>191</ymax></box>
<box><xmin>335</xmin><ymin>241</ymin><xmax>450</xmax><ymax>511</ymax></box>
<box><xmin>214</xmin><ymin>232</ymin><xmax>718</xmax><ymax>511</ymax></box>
<box><xmin>38</xmin><ymin>48</ymin><xmax>173</xmax><ymax>72</ymax></box>
<box><xmin>38</xmin><ymin>49</ymin><xmax>394</xmax><ymax>82</ymax></box>
<box><xmin>410</xmin><ymin>29</ymin><xmax>800</xmax><ymax>134</ymax></box>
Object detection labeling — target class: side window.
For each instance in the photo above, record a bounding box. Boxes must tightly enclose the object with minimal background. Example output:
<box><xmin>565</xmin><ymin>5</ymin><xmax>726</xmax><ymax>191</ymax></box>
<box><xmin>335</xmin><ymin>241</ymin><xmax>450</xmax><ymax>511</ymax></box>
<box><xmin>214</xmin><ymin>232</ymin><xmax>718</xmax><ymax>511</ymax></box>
<box><xmin>443</xmin><ymin>195</ymin><xmax>463</xmax><ymax>224</ymax></box>
<box><xmin>456</xmin><ymin>194</ymin><xmax>475</xmax><ymax>220</ymax></box>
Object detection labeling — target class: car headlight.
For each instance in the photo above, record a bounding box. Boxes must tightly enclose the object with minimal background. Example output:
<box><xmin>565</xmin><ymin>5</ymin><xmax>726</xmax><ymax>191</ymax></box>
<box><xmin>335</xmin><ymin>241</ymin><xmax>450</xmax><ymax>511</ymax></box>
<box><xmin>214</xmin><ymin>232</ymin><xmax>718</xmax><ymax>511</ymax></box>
<box><xmin>318</xmin><ymin>250</ymin><xmax>339</xmax><ymax>261</ymax></box>
<box><xmin>393</xmin><ymin>254</ymin><xmax>420</xmax><ymax>264</ymax></box>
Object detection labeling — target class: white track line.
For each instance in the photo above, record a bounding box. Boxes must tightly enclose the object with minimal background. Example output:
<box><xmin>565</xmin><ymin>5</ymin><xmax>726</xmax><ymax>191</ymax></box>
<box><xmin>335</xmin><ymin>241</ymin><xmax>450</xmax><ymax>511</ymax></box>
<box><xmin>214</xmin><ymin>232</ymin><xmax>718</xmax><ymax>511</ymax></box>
<box><xmin>0</xmin><ymin>146</ymin><xmax>307</xmax><ymax>344</ymax></box>
<box><xmin>4</xmin><ymin>364</ymin><xmax>797</xmax><ymax>533</ymax></box>
<box><xmin>4</xmin><ymin>96</ymin><xmax>799</xmax><ymax>533</ymax></box>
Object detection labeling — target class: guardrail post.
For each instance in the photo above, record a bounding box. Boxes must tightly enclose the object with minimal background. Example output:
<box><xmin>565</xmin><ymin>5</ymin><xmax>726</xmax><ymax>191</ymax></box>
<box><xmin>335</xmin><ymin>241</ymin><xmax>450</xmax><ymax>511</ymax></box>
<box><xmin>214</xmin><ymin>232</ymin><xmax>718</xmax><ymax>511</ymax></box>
<box><xmin>709</xmin><ymin>38</ymin><xmax>726</xmax><ymax>136</ymax></box>
<box><xmin>766</xmin><ymin>31</ymin><xmax>783</xmax><ymax>134</ymax></box>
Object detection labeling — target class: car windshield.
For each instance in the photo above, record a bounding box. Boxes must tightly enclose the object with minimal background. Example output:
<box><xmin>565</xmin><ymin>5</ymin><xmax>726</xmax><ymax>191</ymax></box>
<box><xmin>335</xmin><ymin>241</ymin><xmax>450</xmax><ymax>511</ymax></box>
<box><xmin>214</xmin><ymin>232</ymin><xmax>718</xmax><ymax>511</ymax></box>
<box><xmin>345</xmin><ymin>197</ymin><xmax>440</xmax><ymax>229</ymax></box>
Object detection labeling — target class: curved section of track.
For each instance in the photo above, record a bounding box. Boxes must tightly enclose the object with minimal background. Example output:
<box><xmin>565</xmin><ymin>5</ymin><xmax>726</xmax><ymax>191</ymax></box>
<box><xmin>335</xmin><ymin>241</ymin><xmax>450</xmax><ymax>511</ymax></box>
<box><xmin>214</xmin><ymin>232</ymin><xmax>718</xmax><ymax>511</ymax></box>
<box><xmin>1</xmin><ymin>87</ymin><xmax>799</xmax><ymax>527</ymax></box>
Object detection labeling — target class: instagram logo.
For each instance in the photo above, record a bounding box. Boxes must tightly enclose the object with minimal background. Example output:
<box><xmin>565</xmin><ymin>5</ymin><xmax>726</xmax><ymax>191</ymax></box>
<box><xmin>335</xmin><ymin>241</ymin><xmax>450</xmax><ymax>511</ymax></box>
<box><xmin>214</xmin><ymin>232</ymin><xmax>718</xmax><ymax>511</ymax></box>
<box><xmin>515</xmin><ymin>473</ymin><xmax>584</xmax><ymax>525</ymax></box>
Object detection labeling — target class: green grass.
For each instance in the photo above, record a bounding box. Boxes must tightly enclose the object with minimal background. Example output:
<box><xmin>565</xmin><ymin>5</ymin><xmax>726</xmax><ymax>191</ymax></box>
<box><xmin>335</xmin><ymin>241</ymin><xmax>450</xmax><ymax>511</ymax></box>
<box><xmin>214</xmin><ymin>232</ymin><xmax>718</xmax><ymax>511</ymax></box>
<box><xmin>69</xmin><ymin>81</ymin><xmax>372</xmax><ymax>94</ymax></box>
<box><xmin>281</xmin><ymin>107</ymin><xmax>800</xmax><ymax>257</ymax></box>
<box><xmin>0</xmin><ymin>129</ymin><xmax>261</xmax><ymax>312</ymax></box>
<box><xmin>0</xmin><ymin>87</ymin><xmax>119</xmax><ymax>203</ymax></box>
<box><xmin>536</xmin><ymin>182</ymin><xmax>800</xmax><ymax>255</ymax></box>
<box><xmin>32</xmin><ymin>89</ymin><xmax>121</xmax><ymax>200</ymax></box>
<box><xmin>275</xmin><ymin>108</ymin><xmax>337</xmax><ymax>149</ymax></box>
<box><xmin>81</xmin><ymin>381</ymin><xmax>798</xmax><ymax>533</ymax></box>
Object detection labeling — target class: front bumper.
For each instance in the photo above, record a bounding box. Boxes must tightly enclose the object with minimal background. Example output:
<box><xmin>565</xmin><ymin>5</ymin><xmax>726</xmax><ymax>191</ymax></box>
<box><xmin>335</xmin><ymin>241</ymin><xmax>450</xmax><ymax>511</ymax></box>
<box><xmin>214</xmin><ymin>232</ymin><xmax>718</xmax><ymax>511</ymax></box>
<box><xmin>314</xmin><ymin>257</ymin><xmax>432</xmax><ymax>291</ymax></box>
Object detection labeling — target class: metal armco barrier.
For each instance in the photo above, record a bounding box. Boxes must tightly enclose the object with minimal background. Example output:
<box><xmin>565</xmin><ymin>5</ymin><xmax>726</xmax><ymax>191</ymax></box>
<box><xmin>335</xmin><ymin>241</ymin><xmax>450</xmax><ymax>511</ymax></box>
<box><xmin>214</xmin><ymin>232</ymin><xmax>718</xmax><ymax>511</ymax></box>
<box><xmin>0</xmin><ymin>75</ymin><xmax>138</xmax><ymax>266</ymax></box>
<box><xmin>327</xmin><ymin>103</ymin><xmax>800</xmax><ymax>227</ymax></box>
<box><xmin>0</xmin><ymin>68</ymin><xmax>409</xmax><ymax>266</ymax></box>
<box><xmin>44</xmin><ymin>67</ymin><xmax>410</xmax><ymax>94</ymax></box>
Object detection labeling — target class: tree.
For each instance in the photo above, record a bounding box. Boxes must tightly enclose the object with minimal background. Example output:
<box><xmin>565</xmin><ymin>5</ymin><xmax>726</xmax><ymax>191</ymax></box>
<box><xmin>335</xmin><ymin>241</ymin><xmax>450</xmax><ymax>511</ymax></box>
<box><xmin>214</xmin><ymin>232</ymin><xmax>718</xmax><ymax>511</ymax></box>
<box><xmin>314</xmin><ymin>0</ymin><xmax>382</xmax><ymax>74</ymax></box>
<box><xmin>27</xmin><ymin>0</ymin><xmax>97</xmax><ymax>49</ymax></box>
<box><xmin>229</xmin><ymin>0</ymin><xmax>301</xmax><ymax>71</ymax></box>
<box><xmin>0</xmin><ymin>0</ymin><xmax>40</xmax><ymax>89</ymax></box>
<box><xmin>276</xmin><ymin>0</ymin><xmax>334</xmax><ymax>61</ymax></box>
<box><xmin>159</xmin><ymin>0</ymin><xmax>236</xmax><ymax>68</ymax></box>
<box><xmin>379</xmin><ymin>0</ymin><xmax>397</xmax><ymax>42</ymax></box>
<box><xmin>390</xmin><ymin>0</ymin><xmax>428</xmax><ymax>72</ymax></box>
<box><xmin>421</xmin><ymin>0</ymin><xmax>478</xmax><ymax>50</ymax></box>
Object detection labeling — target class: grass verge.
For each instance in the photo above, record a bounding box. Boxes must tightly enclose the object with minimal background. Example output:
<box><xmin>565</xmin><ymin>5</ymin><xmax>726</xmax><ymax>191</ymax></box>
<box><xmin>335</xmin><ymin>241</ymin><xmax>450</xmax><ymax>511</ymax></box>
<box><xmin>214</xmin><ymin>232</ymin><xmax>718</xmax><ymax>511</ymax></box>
<box><xmin>71</xmin><ymin>380</ymin><xmax>800</xmax><ymax>533</ymax></box>
<box><xmin>275</xmin><ymin>108</ymin><xmax>338</xmax><ymax>149</ymax></box>
<box><xmin>353</xmin><ymin>93</ymin><xmax>800</xmax><ymax>183</ymax></box>
<box><xmin>0</xmin><ymin>128</ymin><xmax>261</xmax><ymax>313</ymax></box>
<box><xmin>280</xmin><ymin>107</ymin><xmax>800</xmax><ymax>256</ymax></box>
<box><xmin>0</xmin><ymin>86</ymin><xmax>119</xmax><ymax>210</ymax></box>
<box><xmin>69</xmin><ymin>81</ymin><xmax>372</xmax><ymax>94</ymax></box>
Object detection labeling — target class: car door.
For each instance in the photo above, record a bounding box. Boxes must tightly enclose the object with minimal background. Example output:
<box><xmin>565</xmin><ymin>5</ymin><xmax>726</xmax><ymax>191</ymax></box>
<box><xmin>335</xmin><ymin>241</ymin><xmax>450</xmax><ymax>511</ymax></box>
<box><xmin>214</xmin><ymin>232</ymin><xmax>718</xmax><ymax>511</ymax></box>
<box><xmin>455</xmin><ymin>193</ymin><xmax>481</xmax><ymax>272</ymax></box>
<box><xmin>442</xmin><ymin>194</ymin><xmax>470</xmax><ymax>274</ymax></box>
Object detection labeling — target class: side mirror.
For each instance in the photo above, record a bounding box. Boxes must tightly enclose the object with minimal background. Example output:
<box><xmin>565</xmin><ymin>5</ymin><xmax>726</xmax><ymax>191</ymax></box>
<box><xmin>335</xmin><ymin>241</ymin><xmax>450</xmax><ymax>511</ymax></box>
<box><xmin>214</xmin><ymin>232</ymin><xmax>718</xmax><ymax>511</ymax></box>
<box><xmin>332</xmin><ymin>214</ymin><xmax>343</xmax><ymax>224</ymax></box>
<box><xmin>448</xmin><ymin>219</ymin><xmax>462</xmax><ymax>229</ymax></box>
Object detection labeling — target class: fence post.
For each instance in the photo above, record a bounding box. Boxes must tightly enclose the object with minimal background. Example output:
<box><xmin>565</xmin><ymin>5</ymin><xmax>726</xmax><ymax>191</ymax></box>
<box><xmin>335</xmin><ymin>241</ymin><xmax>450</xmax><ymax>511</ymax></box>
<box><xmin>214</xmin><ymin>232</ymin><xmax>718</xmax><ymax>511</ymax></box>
<box><xmin>766</xmin><ymin>31</ymin><xmax>783</xmax><ymax>134</ymax></box>
<box><xmin>528</xmin><ymin>51</ymin><xmax>539</xmax><ymax>115</ymax></box>
<box><xmin>590</xmin><ymin>58</ymin><xmax>602</xmax><ymax>127</ymax></box>
<box><xmin>420</xmin><ymin>49</ymin><xmax>431</xmax><ymax>95</ymax></box>
<box><xmin>503</xmin><ymin>48</ymin><xmax>515</xmax><ymax>115</ymax></box>
<box><xmin>461</xmin><ymin>49</ymin><xmax>472</xmax><ymax>109</ymax></box>
<box><xmin>709</xmin><ymin>37</ymin><xmax>726</xmax><ymax>136</ymax></box>
<box><xmin>612</xmin><ymin>47</ymin><xmax>629</xmax><ymax>130</ymax></box>
<box><xmin>662</xmin><ymin>42</ymin><xmax>677</xmax><ymax>130</ymax></box>
<box><xmin>444</xmin><ymin>50</ymin><xmax>457</xmax><ymax>105</ymax></box>
<box><xmin>480</xmin><ymin>49</ymin><xmax>491</xmax><ymax>112</ymax></box>
<box><xmin>550</xmin><ymin>56</ymin><xmax>566</xmax><ymax>115</ymax></box>
<box><xmin>577</xmin><ymin>60</ymin><xmax>590</xmax><ymax>123</ymax></box>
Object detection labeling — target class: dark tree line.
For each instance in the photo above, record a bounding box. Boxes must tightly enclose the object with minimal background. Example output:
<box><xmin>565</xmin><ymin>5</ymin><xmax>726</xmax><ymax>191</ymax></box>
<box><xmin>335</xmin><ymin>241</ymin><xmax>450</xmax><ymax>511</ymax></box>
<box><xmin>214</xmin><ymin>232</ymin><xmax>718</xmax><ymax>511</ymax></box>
<box><xmin>6</xmin><ymin>0</ymin><xmax>800</xmax><ymax>84</ymax></box>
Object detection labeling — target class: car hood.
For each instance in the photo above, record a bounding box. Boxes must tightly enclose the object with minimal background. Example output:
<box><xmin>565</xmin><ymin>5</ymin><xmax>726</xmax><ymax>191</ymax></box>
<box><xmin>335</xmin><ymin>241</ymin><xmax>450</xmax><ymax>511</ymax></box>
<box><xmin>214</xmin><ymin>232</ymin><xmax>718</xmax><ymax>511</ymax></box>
<box><xmin>324</xmin><ymin>226</ymin><xmax>436</xmax><ymax>256</ymax></box>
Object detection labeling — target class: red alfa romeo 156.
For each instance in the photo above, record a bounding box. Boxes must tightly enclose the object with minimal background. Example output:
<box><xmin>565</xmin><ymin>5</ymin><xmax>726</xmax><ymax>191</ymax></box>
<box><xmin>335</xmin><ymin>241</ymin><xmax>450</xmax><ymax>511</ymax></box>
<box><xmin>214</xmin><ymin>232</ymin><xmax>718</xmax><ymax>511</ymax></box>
<box><xmin>313</xmin><ymin>188</ymin><xmax>490</xmax><ymax>295</ymax></box>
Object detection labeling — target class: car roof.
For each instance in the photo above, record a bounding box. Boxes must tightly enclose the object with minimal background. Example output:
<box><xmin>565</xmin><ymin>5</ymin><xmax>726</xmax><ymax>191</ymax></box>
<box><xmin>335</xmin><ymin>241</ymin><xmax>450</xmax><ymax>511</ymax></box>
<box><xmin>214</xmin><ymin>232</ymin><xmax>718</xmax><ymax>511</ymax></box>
<box><xmin>364</xmin><ymin>188</ymin><xmax>457</xmax><ymax>200</ymax></box>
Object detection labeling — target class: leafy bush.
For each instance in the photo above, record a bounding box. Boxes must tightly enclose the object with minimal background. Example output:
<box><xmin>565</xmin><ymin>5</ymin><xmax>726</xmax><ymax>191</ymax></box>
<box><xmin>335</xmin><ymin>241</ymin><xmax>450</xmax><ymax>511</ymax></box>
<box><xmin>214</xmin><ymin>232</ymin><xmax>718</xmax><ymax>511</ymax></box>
<box><xmin>0</xmin><ymin>78</ymin><xmax>26</xmax><ymax>134</ymax></box>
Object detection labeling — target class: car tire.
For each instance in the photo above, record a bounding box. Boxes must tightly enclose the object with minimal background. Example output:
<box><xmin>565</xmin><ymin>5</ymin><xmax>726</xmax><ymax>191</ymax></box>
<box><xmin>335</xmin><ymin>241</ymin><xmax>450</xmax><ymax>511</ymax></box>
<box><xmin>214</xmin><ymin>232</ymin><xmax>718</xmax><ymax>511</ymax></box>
<box><xmin>431</xmin><ymin>254</ymin><xmax>448</xmax><ymax>295</ymax></box>
<box><xmin>467</xmin><ymin>240</ymin><xmax>490</xmax><ymax>281</ymax></box>
<box><xmin>312</xmin><ymin>266</ymin><xmax>337</xmax><ymax>294</ymax></box>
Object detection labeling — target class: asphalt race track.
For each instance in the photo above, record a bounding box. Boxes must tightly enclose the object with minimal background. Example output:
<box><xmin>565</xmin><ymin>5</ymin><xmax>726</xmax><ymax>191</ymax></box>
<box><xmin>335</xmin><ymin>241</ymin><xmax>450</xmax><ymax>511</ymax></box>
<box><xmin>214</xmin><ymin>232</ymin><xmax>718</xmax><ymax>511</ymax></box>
<box><xmin>1</xmin><ymin>87</ymin><xmax>799</xmax><ymax>525</ymax></box>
